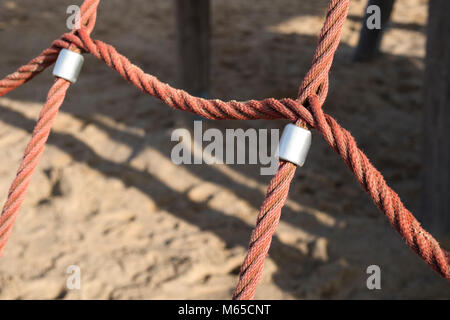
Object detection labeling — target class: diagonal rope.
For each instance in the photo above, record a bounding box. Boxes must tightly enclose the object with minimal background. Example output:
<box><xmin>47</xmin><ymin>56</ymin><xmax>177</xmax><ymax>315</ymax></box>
<box><xmin>232</xmin><ymin>160</ymin><xmax>298</xmax><ymax>300</ymax></box>
<box><xmin>297</xmin><ymin>0</ymin><xmax>350</xmax><ymax>106</ymax></box>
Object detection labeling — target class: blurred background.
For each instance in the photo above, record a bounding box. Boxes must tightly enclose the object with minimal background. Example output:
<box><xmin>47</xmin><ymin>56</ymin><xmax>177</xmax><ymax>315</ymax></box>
<box><xmin>0</xmin><ymin>0</ymin><xmax>448</xmax><ymax>299</ymax></box>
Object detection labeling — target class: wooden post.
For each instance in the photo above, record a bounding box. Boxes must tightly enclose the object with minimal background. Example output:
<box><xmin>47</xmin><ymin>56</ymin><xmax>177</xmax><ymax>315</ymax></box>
<box><xmin>422</xmin><ymin>0</ymin><xmax>450</xmax><ymax>237</ymax></box>
<box><xmin>353</xmin><ymin>0</ymin><xmax>395</xmax><ymax>62</ymax></box>
<box><xmin>175</xmin><ymin>0</ymin><xmax>211</xmax><ymax>98</ymax></box>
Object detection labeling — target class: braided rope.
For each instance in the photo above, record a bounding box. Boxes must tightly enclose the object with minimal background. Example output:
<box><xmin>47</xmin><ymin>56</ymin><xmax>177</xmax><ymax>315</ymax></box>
<box><xmin>0</xmin><ymin>0</ymin><xmax>448</xmax><ymax>300</ymax></box>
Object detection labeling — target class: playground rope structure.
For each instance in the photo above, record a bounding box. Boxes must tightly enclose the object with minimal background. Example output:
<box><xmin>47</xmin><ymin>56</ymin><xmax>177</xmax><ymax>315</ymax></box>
<box><xmin>0</xmin><ymin>0</ymin><xmax>448</xmax><ymax>299</ymax></box>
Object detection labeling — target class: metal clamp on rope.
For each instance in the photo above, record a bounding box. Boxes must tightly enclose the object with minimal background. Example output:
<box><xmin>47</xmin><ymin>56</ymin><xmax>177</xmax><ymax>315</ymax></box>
<box><xmin>52</xmin><ymin>49</ymin><xmax>84</xmax><ymax>83</ymax></box>
<box><xmin>278</xmin><ymin>124</ymin><xmax>312</xmax><ymax>166</ymax></box>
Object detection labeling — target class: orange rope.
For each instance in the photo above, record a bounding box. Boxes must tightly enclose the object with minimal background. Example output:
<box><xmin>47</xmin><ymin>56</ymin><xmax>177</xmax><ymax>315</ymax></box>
<box><xmin>0</xmin><ymin>0</ymin><xmax>448</xmax><ymax>300</ymax></box>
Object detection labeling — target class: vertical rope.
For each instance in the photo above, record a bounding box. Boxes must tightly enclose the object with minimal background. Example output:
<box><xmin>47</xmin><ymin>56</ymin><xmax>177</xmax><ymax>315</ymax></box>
<box><xmin>0</xmin><ymin>79</ymin><xmax>71</xmax><ymax>255</ymax></box>
<box><xmin>233</xmin><ymin>0</ymin><xmax>350</xmax><ymax>299</ymax></box>
<box><xmin>297</xmin><ymin>0</ymin><xmax>350</xmax><ymax>107</ymax></box>
<box><xmin>233</xmin><ymin>161</ymin><xmax>297</xmax><ymax>300</ymax></box>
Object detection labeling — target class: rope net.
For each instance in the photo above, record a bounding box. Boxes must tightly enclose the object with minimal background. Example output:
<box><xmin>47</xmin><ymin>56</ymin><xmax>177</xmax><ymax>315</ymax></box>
<box><xmin>0</xmin><ymin>0</ymin><xmax>448</xmax><ymax>300</ymax></box>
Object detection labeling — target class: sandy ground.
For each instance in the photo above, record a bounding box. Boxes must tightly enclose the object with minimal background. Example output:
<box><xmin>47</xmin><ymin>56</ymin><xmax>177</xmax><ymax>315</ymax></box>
<box><xmin>0</xmin><ymin>0</ymin><xmax>448</xmax><ymax>299</ymax></box>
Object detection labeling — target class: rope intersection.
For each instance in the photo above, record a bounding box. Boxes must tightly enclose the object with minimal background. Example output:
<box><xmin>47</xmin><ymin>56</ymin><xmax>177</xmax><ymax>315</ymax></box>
<box><xmin>0</xmin><ymin>0</ymin><xmax>448</xmax><ymax>300</ymax></box>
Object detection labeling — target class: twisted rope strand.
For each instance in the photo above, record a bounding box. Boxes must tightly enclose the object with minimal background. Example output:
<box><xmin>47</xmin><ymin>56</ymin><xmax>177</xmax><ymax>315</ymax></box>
<box><xmin>232</xmin><ymin>161</ymin><xmax>297</xmax><ymax>300</ymax></box>
<box><xmin>0</xmin><ymin>79</ymin><xmax>71</xmax><ymax>254</ymax></box>
<box><xmin>72</xmin><ymin>28</ymin><xmax>312</xmax><ymax>122</ymax></box>
<box><xmin>298</xmin><ymin>0</ymin><xmax>350</xmax><ymax>105</ymax></box>
<box><xmin>0</xmin><ymin>0</ymin><xmax>448</xmax><ymax>301</ymax></box>
<box><xmin>308</xmin><ymin>95</ymin><xmax>450</xmax><ymax>277</ymax></box>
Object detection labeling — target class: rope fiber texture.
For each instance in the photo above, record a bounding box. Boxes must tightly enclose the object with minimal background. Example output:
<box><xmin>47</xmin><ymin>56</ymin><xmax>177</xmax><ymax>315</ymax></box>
<box><xmin>0</xmin><ymin>0</ymin><xmax>448</xmax><ymax>300</ymax></box>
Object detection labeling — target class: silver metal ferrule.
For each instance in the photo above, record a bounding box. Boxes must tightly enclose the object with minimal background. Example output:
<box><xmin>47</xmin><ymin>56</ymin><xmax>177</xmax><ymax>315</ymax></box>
<box><xmin>278</xmin><ymin>124</ymin><xmax>312</xmax><ymax>166</ymax></box>
<box><xmin>52</xmin><ymin>49</ymin><xmax>84</xmax><ymax>83</ymax></box>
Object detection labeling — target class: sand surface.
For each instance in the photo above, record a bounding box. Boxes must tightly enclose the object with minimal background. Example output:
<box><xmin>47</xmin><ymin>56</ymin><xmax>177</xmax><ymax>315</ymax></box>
<box><xmin>0</xmin><ymin>0</ymin><xmax>449</xmax><ymax>299</ymax></box>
